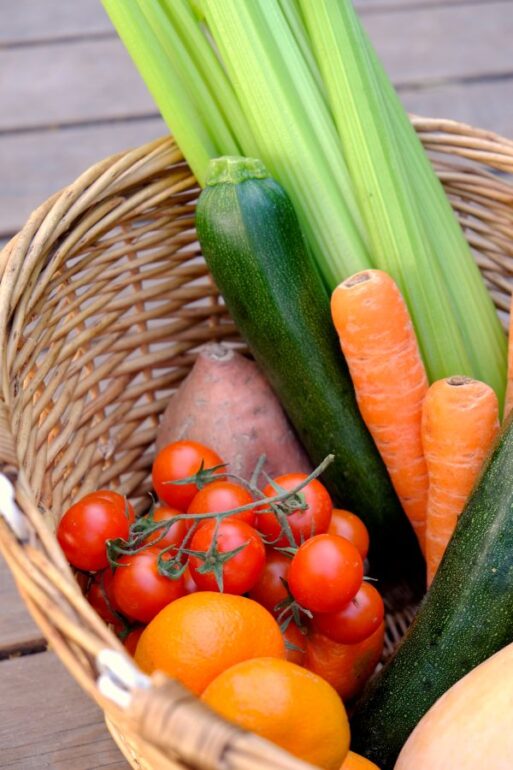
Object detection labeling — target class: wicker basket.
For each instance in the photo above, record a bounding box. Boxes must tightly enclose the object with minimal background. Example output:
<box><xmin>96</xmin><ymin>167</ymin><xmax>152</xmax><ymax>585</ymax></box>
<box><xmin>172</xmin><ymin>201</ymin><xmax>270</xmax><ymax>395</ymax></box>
<box><xmin>1</xmin><ymin>117</ymin><xmax>513</xmax><ymax>770</ymax></box>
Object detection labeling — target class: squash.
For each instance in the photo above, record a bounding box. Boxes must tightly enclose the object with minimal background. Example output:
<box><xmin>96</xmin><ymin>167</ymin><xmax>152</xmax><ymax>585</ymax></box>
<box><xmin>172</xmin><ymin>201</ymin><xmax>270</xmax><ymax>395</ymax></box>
<box><xmin>394</xmin><ymin>641</ymin><xmax>513</xmax><ymax>770</ymax></box>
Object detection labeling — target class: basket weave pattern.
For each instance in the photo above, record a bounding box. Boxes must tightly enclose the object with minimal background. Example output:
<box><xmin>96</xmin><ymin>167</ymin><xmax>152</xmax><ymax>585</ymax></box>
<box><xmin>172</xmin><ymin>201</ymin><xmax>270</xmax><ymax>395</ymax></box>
<box><xmin>1</xmin><ymin>118</ymin><xmax>513</xmax><ymax>769</ymax></box>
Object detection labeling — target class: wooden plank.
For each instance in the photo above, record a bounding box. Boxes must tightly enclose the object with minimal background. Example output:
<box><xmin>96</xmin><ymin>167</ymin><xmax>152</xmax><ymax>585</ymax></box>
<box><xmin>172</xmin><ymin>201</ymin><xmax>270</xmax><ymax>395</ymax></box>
<box><xmin>0</xmin><ymin>0</ymin><xmax>112</xmax><ymax>45</ymax></box>
<box><xmin>4</xmin><ymin>78</ymin><xmax>511</xmax><ymax>241</ymax></box>
<box><xmin>1</xmin><ymin>3</ymin><xmax>510</xmax><ymax>134</ymax></box>
<box><xmin>400</xmin><ymin>78</ymin><xmax>513</xmax><ymax>141</ymax></box>
<box><xmin>0</xmin><ymin>38</ymin><xmax>157</xmax><ymax>132</ymax></box>
<box><xmin>0</xmin><ymin>117</ymin><xmax>165</xmax><ymax>236</ymax></box>
<box><xmin>0</xmin><ymin>555</ymin><xmax>44</xmax><ymax>655</ymax></box>
<box><xmin>356</xmin><ymin>0</ymin><xmax>498</xmax><ymax>10</ymax></box>
<box><xmin>362</xmin><ymin>2</ymin><xmax>513</xmax><ymax>86</ymax></box>
<box><xmin>0</xmin><ymin>652</ymin><xmax>128</xmax><ymax>768</ymax></box>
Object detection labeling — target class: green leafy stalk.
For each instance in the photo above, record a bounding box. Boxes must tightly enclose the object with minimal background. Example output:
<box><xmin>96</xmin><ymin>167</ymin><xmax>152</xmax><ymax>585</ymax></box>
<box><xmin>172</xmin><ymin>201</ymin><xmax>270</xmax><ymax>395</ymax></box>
<box><xmin>157</xmin><ymin>0</ymin><xmax>259</xmax><ymax>157</ymax></box>
<box><xmin>101</xmin><ymin>0</ymin><xmax>234</xmax><ymax>184</ymax></box>
<box><xmin>202</xmin><ymin>0</ymin><xmax>371</xmax><ymax>281</ymax></box>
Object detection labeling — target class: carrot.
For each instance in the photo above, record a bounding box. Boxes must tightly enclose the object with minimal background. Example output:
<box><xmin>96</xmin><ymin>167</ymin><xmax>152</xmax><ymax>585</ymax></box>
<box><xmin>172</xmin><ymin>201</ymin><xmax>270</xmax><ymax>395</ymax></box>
<box><xmin>505</xmin><ymin>292</ymin><xmax>513</xmax><ymax>420</ymax></box>
<box><xmin>422</xmin><ymin>376</ymin><xmax>499</xmax><ymax>585</ymax></box>
<box><xmin>330</xmin><ymin>269</ymin><xmax>429</xmax><ymax>550</ymax></box>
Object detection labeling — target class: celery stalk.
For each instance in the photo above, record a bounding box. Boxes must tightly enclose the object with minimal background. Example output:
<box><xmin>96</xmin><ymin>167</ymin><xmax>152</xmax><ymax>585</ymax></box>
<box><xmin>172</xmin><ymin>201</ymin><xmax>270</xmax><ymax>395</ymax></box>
<box><xmin>101</xmin><ymin>0</ymin><xmax>241</xmax><ymax>184</ymax></box>
<box><xmin>157</xmin><ymin>0</ymin><xmax>259</xmax><ymax>158</ymax></box>
<box><xmin>202</xmin><ymin>0</ymin><xmax>371</xmax><ymax>281</ymax></box>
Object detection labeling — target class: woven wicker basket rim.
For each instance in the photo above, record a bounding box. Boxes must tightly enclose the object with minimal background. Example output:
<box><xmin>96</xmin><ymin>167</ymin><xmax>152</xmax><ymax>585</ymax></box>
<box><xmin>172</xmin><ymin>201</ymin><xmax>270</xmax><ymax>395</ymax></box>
<box><xmin>1</xmin><ymin>116</ymin><xmax>513</xmax><ymax>770</ymax></box>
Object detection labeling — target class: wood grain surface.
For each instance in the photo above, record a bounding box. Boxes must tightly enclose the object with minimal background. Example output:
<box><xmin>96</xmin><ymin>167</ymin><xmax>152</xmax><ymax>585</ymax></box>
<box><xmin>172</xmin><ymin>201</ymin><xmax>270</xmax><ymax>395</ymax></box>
<box><xmin>0</xmin><ymin>652</ymin><xmax>128</xmax><ymax>769</ymax></box>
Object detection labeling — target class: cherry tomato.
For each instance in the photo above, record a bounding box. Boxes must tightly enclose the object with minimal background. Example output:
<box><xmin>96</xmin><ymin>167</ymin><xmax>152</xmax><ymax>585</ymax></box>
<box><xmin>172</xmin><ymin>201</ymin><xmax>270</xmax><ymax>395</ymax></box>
<box><xmin>283</xmin><ymin>622</ymin><xmax>308</xmax><ymax>666</ymax></box>
<box><xmin>141</xmin><ymin>506</ymin><xmax>189</xmax><ymax>551</ymax></box>
<box><xmin>112</xmin><ymin>550</ymin><xmax>185</xmax><ymax>623</ymax></box>
<box><xmin>182</xmin><ymin>564</ymin><xmax>199</xmax><ymax>595</ymax></box>
<box><xmin>87</xmin><ymin>569</ymin><xmax>120</xmax><ymax>624</ymax></box>
<box><xmin>152</xmin><ymin>441</ymin><xmax>223</xmax><ymax>510</ymax></box>
<box><xmin>123</xmin><ymin>627</ymin><xmax>145</xmax><ymax>657</ymax></box>
<box><xmin>188</xmin><ymin>480</ymin><xmax>256</xmax><ymax>526</ymax></box>
<box><xmin>92</xmin><ymin>491</ymin><xmax>136</xmax><ymax>517</ymax></box>
<box><xmin>305</xmin><ymin>623</ymin><xmax>385</xmax><ymax>701</ymax></box>
<box><xmin>188</xmin><ymin>519</ymin><xmax>265</xmax><ymax>594</ymax></box>
<box><xmin>311</xmin><ymin>582</ymin><xmax>384</xmax><ymax>644</ymax></box>
<box><xmin>57</xmin><ymin>490</ymin><xmax>135</xmax><ymax>571</ymax></box>
<box><xmin>288</xmin><ymin>534</ymin><xmax>364</xmax><ymax>613</ymax></box>
<box><xmin>256</xmin><ymin>474</ymin><xmax>332</xmax><ymax>547</ymax></box>
<box><xmin>248</xmin><ymin>549</ymin><xmax>291</xmax><ymax>613</ymax></box>
<box><xmin>329</xmin><ymin>509</ymin><xmax>370</xmax><ymax>560</ymax></box>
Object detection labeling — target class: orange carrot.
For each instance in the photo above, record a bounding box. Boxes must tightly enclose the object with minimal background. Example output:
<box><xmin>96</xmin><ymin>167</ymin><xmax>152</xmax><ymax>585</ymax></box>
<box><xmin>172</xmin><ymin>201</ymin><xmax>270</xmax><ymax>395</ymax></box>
<box><xmin>422</xmin><ymin>376</ymin><xmax>499</xmax><ymax>585</ymax></box>
<box><xmin>505</xmin><ymin>292</ymin><xmax>513</xmax><ymax>420</ymax></box>
<box><xmin>330</xmin><ymin>269</ymin><xmax>429</xmax><ymax>550</ymax></box>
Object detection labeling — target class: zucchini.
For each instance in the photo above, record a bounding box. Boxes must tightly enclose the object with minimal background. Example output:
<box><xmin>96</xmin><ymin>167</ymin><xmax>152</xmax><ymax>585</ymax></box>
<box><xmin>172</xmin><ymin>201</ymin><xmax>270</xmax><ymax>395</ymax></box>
<box><xmin>195</xmin><ymin>156</ymin><xmax>423</xmax><ymax>583</ymax></box>
<box><xmin>351</xmin><ymin>413</ymin><xmax>513</xmax><ymax>769</ymax></box>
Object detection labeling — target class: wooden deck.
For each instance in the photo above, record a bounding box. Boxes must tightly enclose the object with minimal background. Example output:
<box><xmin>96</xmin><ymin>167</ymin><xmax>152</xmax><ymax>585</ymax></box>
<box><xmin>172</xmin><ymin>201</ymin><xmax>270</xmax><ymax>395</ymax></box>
<box><xmin>0</xmin><ymin>0</ymin><xmax>509</xmax><ymax>766</ymax></box>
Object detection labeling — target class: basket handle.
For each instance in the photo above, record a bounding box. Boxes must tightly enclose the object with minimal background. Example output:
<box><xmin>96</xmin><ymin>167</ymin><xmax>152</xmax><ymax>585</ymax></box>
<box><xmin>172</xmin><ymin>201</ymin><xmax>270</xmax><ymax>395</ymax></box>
<box><xmin>0</xmin><ymin>398</ymin><xmax>30</xmax><ymax>541</ymax></box>
<box><xmin>97</xmin><ymin>649</ymin><xmax>313</xmax><ymax>770</ymax></box>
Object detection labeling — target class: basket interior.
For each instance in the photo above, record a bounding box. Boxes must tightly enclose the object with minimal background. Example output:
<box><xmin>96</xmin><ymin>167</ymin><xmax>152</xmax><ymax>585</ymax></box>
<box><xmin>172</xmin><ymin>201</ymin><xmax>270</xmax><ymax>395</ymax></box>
<box><xmin>3</xmin><ymin>131</ymin><xmax>513</xmax><ymax>669</ymax></box>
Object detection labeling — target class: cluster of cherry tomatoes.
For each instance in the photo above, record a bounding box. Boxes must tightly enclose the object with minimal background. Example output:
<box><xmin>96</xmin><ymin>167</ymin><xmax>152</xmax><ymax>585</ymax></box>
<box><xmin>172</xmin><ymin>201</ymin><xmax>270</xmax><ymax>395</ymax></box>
<box><xmin>57</xmin><ymin>440</ymin><xmax>385</xmax><ymax>691</ymax></box>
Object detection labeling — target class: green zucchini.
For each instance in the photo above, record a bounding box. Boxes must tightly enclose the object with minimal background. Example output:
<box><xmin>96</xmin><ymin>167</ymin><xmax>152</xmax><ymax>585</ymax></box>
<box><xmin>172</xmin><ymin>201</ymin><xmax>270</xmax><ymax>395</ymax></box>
<box><xmin>350</xmin><ymin>413</ymin><xmax>513</xmax><ymax>769</ymax></box>
<box><xmin>195</xmin><ymin>155</ymin><xmax>422</xmax><ymax>584</ymax></box>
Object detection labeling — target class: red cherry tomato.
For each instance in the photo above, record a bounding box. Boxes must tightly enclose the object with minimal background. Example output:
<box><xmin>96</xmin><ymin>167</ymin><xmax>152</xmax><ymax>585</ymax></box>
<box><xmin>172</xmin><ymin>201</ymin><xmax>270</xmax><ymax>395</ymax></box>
<box><xmin>152</xmin><ymin>441</ymin><xmax>223</xmax><ymax>510</ymax></box>
<box><xmin>188</xmin><ymin>519</ymin><xmax>265</xmax><ymax>594</ymax></box>
<box><xmin>256</xmin><ymin>474</ymin><xmax>332</xmax><ymax>547</ymax></box>
<box><xmin>57</xmin><ymin>490</ymin><xmax>135</xmax><ymax>571</ymax></box>
<box><xmin>329</xmin><ymin>509</ymin><xmax>370</xmax><ymax>560</ymax></box>
<box><xmin>92</xmin><ymin>491</ymin><xmax>136</xmax><ymax>517</ymax></box>
<box><xmin>182</xmin><ymin>564</ymin><xmax>199</xmax><ymax>595</ymax></box>
<box><xmin>283</xmin><ymin>621</ymin><xmax>308</xmax><ymax>666</ymax></box>
<box><xmin>112</xmin><ymin>550</ymin><xmax>185</xmax><ymax>623</ymax></box>
<box><xmin>311</xmin><ymin>581</ymin><xmax>385</xmax><ymax>644</ymax></box>
<box><xmin>87</xmin><ymin>569</ymin><xmax>119</xmax><ymax>624</ymax></box>
<box><xmin>248</xmin><ymin>549</ymin><xmax>291</xmax><ymax>613</ymax></box>
<box><xmin>288</xmin><ymin>534</ymin><xmax>364</xmax><ymax>613</ymax></box>
<box><xmin>123</xmin><ymin>627</ymin><xmax>145</xmax><ymax>657</ymax></box>
<box><xmin>188</xmin><ymin>480</ymin><xmax>256</xmax><ymax>526</ymax></box>
<box><xmin>305</xmin><ymin>623</ymin><xmax>385</xmax><ymax>701</ymax></box>
<box><xmin>141</xmin><ymin>505</ymin><xmax>189</xmax><ymax>551</ymax></box>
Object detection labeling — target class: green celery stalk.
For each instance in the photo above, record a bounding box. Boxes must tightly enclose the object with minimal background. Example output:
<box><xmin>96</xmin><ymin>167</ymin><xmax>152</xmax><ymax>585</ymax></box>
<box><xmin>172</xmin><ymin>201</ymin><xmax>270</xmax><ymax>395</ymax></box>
<box><xmin>101</xmin><ymin>0</ymin><xmax>237</xmax><ymax>184</ymax></box>
<box><xmin>157</xmin><ymin>0</ymin><xmax>259</xmax><ymax>159</ymax></box>
<box><xmin>300</xmin><ymin>0</ymin><xmax>506</xmax><ymax>394</ymax></box>
<box><xmin>202</xmin><ymin>0</ymin><xmax>371</xmax><ymax>281</ymax></box>
<box><xmin>276</xmin><ymin>0</ymin><xmax>326</xmax><ymax>97</ymax></box>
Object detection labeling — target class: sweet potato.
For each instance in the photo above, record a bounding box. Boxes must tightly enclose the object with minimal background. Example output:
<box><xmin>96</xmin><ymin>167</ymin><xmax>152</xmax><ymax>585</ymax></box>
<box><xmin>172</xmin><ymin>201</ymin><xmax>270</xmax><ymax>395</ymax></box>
<box><xmin>156</xmin><ymin>343</ymin><xmax>311</xmax><ymax>479</ymax></box>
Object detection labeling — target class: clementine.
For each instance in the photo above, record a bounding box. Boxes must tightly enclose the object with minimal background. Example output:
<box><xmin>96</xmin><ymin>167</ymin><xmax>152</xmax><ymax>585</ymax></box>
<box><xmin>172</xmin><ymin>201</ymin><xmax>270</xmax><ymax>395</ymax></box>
<box><xmin>305</xmin><ymin>622</ymin><xmax>385</xmax><ymax>701</ymax></box>
<box><xmin>134</xmin><ymin>592</ymin><xmax>285</xmax><ymax>694</ymax></box>
<box><xmin>340</xmin><ymin>750</ymin><xmax>381</xmax><ymax>770</ymax></box>
<box><xmin>202</xmin><ymin>657</ymin><xmax>350</xmax><ymax>770</ymax></box>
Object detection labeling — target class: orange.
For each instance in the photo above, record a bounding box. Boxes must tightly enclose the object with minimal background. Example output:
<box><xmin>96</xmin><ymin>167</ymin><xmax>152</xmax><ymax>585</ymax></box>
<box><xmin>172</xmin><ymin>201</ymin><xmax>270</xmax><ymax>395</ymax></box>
<box><xmin>202</xmin><ymin>657</ymin><xmax>350</xmax><ymax>770</ymax></box>
<box><xmin>305</xmin><ymin>622</ymin><xmax>384</xmax><ymax>701</ymax></box>
<box><xmin>340</xmin><ymin>750</ymin><xmax>381</xmax><ymax>770</ymax></box>
<box><xmin>134</xmin><ymin>592</ymin><xmax>285</xmax><ymax>694</ymax></box>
